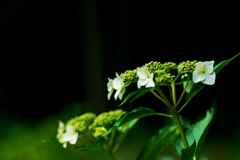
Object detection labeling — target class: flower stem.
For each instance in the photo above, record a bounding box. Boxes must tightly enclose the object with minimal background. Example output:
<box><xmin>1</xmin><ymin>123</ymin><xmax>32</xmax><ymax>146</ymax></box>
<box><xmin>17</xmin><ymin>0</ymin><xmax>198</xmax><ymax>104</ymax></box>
<box><xmin>155</xmin><ymin>85</ymin><xmax>172</xmax><ymax>108</ymax></box>
<box><xmin>108</xmin><ymin>150</ymin><xmax>118</xmax><ymax>160</ymax></box>
<box><xmin>175</xmin><ymin>75</ymin><xmax>190</xmax><ymax>108</ymax></box>
<box><xmin>171</xmin><ymin>81</ymin><xmax>177</xmax><ymax>105</ymax></box>
<box><xmin>150</xmin><ymin>89</ymin><xmax>168</xmax><ymax>106</ymax></box>
<box><xmin>171</xmin><ymin>108</ymin><xmax>189</xmax><ymax>148</ymax></box>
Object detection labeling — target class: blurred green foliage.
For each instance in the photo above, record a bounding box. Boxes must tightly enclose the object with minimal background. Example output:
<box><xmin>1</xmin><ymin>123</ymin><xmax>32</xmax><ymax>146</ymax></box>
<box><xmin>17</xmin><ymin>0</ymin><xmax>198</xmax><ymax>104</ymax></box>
<box><xmin>1</xmin><ymin>102</ymin><xmax>240</xmax><ymax>160</ymax></box>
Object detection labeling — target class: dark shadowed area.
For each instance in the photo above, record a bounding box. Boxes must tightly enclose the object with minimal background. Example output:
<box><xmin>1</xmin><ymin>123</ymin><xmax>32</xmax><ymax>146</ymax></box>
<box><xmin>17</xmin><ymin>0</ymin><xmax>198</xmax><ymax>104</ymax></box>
<box><xmin>0</xmin><ymin>0</ymin><xmax>239</xmax><ymax>159</ymax></box>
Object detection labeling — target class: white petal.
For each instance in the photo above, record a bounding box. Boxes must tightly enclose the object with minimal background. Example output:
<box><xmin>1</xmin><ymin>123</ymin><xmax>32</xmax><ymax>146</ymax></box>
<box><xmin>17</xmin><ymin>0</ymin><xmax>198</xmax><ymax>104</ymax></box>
<box><xmin>192</xmin><ymin>71</ymin><xmax>205</xmax><ymax>83</ymax></box>
<box><xmin>107</xmin><ymin>89</ymin><xmax>114</xmax><ymax>100</ymax></box>
<box><xmin>62</xmin><ymin>134</ymin><xmax>72</xmax><ymax>142</ymax></box>
<box><xmin>69</xmin><ymin>133</ymin><xmax>78</xmax><ymax>144</ymax></box>
<box><xmin>66</xmin><ymin>125</ymin><xmax>75</xmax><ymax>134</ymax></box>
<box><xmin>118</xmin><ymin>87</ymin><xmax>126</xmax><ymax>100</ymax></box>
<box><xmin>144</xmin><ymin>67</ymin><xmax>151</xmax><ymax>77</ymax></box>
<box><xmin>137</xmin><ymin>68</ymin><xmax>148</xmax><ymax>79</ymax></box>
<box><xmin>202</xmin><ymin>72</ymin><xmax>216</xmax><ymax>85</ymax></box>
<box><xmin>145</xmin><ymin>78</ymin><xmax>155</xmax><ymax>88</ymax></box>
<box><xmin>149</xmin><ymin>72</ymin><xmax>154</xmax><ymax>79</ymax></box>
<box><xmin>137</xmin><ymin>79</ymin><xmax>149</xmax><ymax>89</ymax></box>
<box><xmin>195</xmin><ymin>62</ymin><xmax>205</xmax><ymax>73</ymax></box>
<box><xmin>107</xmin><ymin>78</ymin><xmax>113</xmax><ymax>91</ymax></box>
<box><xmin>63</xmin><ymin>143</ymin><xmax>67</xmax><ymax>148</ymax></box>
<box><xmin>113</xmin><ymin>78</ymin><xmax>122</xmax><ymax>89</ymax></box>
<box><xmin>204</xmin><ymin>61</ymin><xmax>214</xmax><ymax>74</ymax></box>
<box><xmin>115</xmin><ymin>72</ymin><xmax>123</xmax><ymax>83</ymax></box>
<box><xmin>114</xmin><ymin>88</ymin><xmax>121</xmax><ymax>100</ymax></box>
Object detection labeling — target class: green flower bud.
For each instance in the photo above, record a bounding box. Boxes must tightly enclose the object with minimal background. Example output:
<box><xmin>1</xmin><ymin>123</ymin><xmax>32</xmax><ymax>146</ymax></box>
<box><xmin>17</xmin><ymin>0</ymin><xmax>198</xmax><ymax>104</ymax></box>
<box><xmin>67</xmin><ymin>113</ymin><xmax>96</xmax><ymax>133</ymax></box>
<box><xmin>89</xmin><ymin>110</ymin><xmax>126</xmax><ymax>133</ymax></box>
<box><xmin>177</xmin><ymin>60</ymin><xmax>197</xmax><ymax>75</ymax></box>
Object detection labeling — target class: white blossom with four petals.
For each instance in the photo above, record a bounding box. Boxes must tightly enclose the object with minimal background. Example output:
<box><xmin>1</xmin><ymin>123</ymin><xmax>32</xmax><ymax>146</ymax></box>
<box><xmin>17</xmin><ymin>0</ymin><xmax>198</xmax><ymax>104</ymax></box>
<box><xmin>192</xmin><ymin>60</ymin><xmax>216</xmax><ymax>85</ymax></box>
<box><xmin>137</xmin><ymin>67</ymin><xmax>155</xmax><ymax>89</ymax></box>
<box><xmin>58</xmin><ymin>124</ymin><xmax>78</xmax><ymax>148</ymax></box>
<box><xmin>112</xmin><ymin>73</ymin><xmax>126</xmax><ymax>100</ymax></box>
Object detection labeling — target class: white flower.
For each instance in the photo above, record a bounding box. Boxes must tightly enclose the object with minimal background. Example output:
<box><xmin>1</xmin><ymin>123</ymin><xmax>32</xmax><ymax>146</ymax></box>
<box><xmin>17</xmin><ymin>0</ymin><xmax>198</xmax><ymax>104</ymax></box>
<box><xmin>113</xmin><ymin>73</ymin><xmax>126</xmax><ymax>100</ymax></box>
<box><xmin>107</xmin><ymin>78</ymin><xmax>114</xmax><ymax>100</ymax></box>
<box><xmin>59</xmin><ymin>124</ymin><xmax>78</xmax><ymax>148</ymax></box>
<box><xmin>192</xmin><ymin>61</ymin><xmax>216</xmax><ymax>85</ymax></box>
<box><xmin>137</xmin><ymin>67</ymin><xmax>155</xmax><ymax>89</ymax></box>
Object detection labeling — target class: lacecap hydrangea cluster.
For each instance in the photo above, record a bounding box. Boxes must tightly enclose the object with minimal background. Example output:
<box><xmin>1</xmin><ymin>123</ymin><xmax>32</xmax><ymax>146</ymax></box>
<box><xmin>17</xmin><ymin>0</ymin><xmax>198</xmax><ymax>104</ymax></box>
<box><xmin>57</xmin><ymin>109</ymin><xmax>126</xmax><ymax>148</ymax></box>
<box><xmin>107</xmin><ymin>60</ymin><xmax>198</xmax><ymax>100</ymax></box>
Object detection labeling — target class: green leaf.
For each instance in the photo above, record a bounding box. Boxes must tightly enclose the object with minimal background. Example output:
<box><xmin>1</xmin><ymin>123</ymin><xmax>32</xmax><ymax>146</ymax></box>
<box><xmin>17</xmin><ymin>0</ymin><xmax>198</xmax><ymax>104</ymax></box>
<box><xmin>194</xmin><ymin>105</ymin><xmax>215</xmax><ymax>155</ymax></box>
<box><xmin>181</xmin><ymin>141</ymin><xmax>196</xmax><ymax>160</ymax></box>
<box><xmin>214</xmin><ymin>52</ymin><xmax>240</xmax><ymax>74</ymax></box>
<box><xmin>103</xmin><ymin>107</ymin><xmax>163</xmax><ymax>136</ymax></box>
<box><xmin>76</xmin><ymin>137</ymin><xmax>105</xmax><ymax>153</ymax></box>
<box><xmin>137</xmin><ymin>126</ymin><xmax>178</xmax><ymax>160</ymax></box>
<box><xmin>174</xmin><ymin>108</ymin><xmax>214</xmax><ymax>156</ymax></box>
<box><xmin>112</xmin><ymin>119</ymin><xmax>139</xmax><ymax>151</ymax></box>
<box><xmin>129</xmin><ymin>89</ymin><xmax>149</xmax><ymax>103</ymax></box>
<box><xmin>119</xmin><ymin>87</ymin><xmax>150</xmax><ymax>106</ymax></box>
<box><xmin>179</xmin><ymin>53</ymin><xmax>239</xmax><ymax>112</ymax></box>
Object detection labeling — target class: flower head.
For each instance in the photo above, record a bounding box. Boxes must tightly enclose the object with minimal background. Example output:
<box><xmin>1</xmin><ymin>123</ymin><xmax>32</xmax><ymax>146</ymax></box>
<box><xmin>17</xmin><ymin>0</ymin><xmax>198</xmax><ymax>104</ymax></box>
<box><xmin>137</xmin><ymin>67</ymin><xmax>155</xmax><ymax>89</ymax></box>
<box><xmin>67</xmin><ymin>113</ymin><xmax>96</xmax><ymax>133</ymax></box>
<box><xmin>192</xmin><ymin>61</ymin><xmax>216</xmax><ymax>85</ymax></box>
<box><xmin>113</xmin><ymin>73</ymin><xmax>126</xmax><ymax>100</ymax></box>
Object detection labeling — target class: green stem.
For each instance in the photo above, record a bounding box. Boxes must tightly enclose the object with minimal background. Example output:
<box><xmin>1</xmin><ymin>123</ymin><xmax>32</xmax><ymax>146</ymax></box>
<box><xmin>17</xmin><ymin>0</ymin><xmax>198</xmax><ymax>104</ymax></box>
<box><xmin>167</xmin><ymin>83</ymin><xmax>174</xmax><ymax>105</ymax></box>
<box><xmin>171</xmin><ymin>81</ymin><xmax>177</xmax><ymax>105</ymax></box>
<box><xmin>155</xmin><ymin>85</ymin><xmax>172</xmax><ymax>108</ymax></box>
<box><xmin>150</xmin><ymin>90</ymin><xmax>168</xmax><ymax>106</ymax></box>
<box><xmin>105</xmin><ymin>135</ymin><xmax>118</xmax><ymax>160</ymax></box>
<box><xmin>175</xmin><ymin>75</ymin><xmax>190</xmax><ymax>108</ymax></box>
<box><xmin>108</xmin><ymin>150</ymin><xmax>117</xmax><ymax>160</ymax></box>
<box><xmin>109</xmin><ymin>131</ymin><xmax>115</xmax><ymax>148</ymax></box>
<box><xmin>171</xmin><ymin>108</ymin><xmax>189</xmax><ymax>148</ymax></box>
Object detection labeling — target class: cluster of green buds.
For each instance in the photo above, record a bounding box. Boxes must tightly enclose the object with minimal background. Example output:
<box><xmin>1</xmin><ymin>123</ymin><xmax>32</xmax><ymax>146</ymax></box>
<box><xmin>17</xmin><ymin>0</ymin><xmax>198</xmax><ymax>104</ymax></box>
<box><xmin>177</xmin><ymin>60</ymin><xmax>197</xmax><ymax>75</ymax></box>
<box><xmin>89</xmin><ymin>110</ymin><xmax>126</xmax><ymax>137</ymax></box>
<box><xmin>56</xmin><ymin>110</ymin><xmax>126</xmax><ymax>148</ymax></box>
<box><xmin>67</xmin><ymin>113</ymin><xmax>96</xmax><ymax>133</ymax></box>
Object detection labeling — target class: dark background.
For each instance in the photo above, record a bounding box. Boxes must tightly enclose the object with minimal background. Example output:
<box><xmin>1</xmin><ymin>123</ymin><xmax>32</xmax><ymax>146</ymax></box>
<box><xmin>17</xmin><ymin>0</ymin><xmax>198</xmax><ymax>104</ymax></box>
<box><xmin>0</xmin><ymin>0</ymin><xmax>239</xmax><ymax>159</ymax></box>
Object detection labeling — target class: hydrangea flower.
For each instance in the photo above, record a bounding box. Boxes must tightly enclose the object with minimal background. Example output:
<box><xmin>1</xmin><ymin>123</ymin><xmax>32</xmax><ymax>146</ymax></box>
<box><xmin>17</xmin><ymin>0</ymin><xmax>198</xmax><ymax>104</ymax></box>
<box><xmin>113</xmin><ymin>73</ymin><xmax>126</xmax><ymax>100</ymax></box>
<box><xmin>192</xmin><ymin>61</ymin><xmax>216</xmax><ymax>85</ymax></box>
<box><xmin>107</xmin><ymin>78</ymin><xmax>114</xmax><ymax>100</ymax></box>
<box><xmin>137</xmin><ymin>67</ymin><xmax>155</xmax><ymax>89</ymax></box>
<box><xmin>58</xmin><ymin>124</ymin><xmax>79</xmax><ymax>148</ymax></box>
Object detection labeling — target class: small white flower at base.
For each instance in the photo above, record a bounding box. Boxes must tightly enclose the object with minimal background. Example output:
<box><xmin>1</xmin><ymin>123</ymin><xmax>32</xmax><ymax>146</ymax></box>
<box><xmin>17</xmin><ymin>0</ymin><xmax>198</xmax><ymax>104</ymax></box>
<box><xmin>59</xmin><ymin>125</ymin><xmax>78</xmax><ymax>148</ymax></box>
<box><xmin>113</xmin><ymin>73</ymin><xmax>126</xmax><ymax>100</ymax></box>
<box><xmin>137</xmin><ymin>67</ymin><xmax>155</xmax><ymax>89</ymax></box>
<box><xmin>192</xmin><ymin>61</ymin><xmax>216</xmax><ymax>85</ymax></box>
<box><xmin>107</xmin><ymin>78</ymin><xmax>114</xmax><ymax>100</ymax></box>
